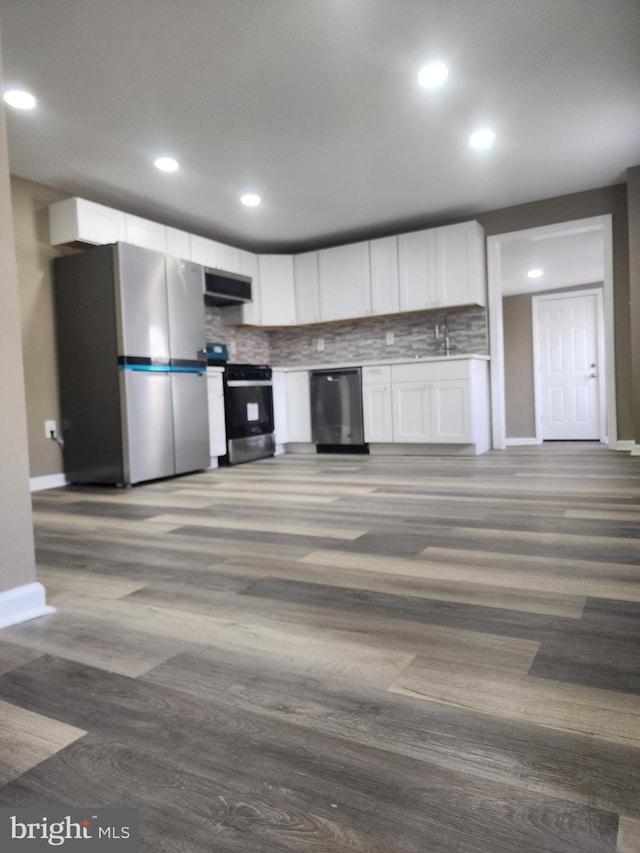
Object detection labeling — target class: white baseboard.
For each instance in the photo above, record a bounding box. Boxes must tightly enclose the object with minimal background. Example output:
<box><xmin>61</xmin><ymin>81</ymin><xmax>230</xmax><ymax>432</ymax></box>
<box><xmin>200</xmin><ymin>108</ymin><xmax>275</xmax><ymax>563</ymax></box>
<box><xmin>30</xmin><ymin>473</ymin><xmax>67</xmax><ymax>492</ymax></box>
<box><xmin>505</xmin><ymin>437</ymin><xmax>541</xmax><ymax>446</ymax></box>
<box><xmin>630</xmin><ymin>444</ymin><xmax>640</xmax><ymax>456</ymax></box>
<box><xmin>615</xmin><ymin>440</ymin><xmax>636</xmax><ymax>452</ymax></box>
<box><xmin>0</xmin><ymin>582</ymin><xmax>55</xmax><ymax>630</ymax></box>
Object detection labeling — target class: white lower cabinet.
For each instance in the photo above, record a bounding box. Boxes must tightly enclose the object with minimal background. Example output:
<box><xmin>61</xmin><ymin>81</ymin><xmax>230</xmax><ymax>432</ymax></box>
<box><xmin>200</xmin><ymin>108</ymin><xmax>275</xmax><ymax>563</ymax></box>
<box><xmin>206</xmin><ymin>369</ymin><xmax>226</xmax><ymax>462</ymax></box>
<box><xmin>272</xmin><ymin>371</ymin><xmax>289</xmax><ymax>446</ymax></box>
<box><xmin>431</xmin><ymin>380</ymin><xmax>471</xmax><ymax>442</ymax></box>
<box><xmin>362</xmin><ymin>365</ymin><xmax>393</xmax><ymax>442</ymax></box>
<box><xmin>285</xmin><ymin>370</ymin><xmax>311</xmax><ymax>442</ymax></box>
<box><xmin>392</xmin><ymin>382</ymin><xmax>432</xmax><ymax>442</ymax></box>
<box><xmin>362</xmin><ymin>358</ymin><xmax>489</xmax><ymax>453</ymax></box>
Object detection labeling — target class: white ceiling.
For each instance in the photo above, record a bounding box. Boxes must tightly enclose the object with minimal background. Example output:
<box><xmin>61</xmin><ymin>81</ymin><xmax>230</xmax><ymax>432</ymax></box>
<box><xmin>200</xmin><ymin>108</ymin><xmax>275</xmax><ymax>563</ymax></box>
<box><xmin>1</xmin><ymin>0</ymin><xmax>639</xmax><ymax>252</ymax></box>
<box><xmin>500</xmin><ymin>226</ymin><xmax>605</xmax><ymax>297</ymax></box>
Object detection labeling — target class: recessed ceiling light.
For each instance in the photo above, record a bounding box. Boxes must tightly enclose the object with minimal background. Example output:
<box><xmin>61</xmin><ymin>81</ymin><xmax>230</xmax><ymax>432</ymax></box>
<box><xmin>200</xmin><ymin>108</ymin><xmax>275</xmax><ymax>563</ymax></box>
<box><xmin>418</xmin><ymin>62</ymin><xmax>449</xmax><ymax>89</ymax></box>
<box><xmin>240</xmin><ymin>193</ymin><xmax>261</xmax><ymax>207</ymax></box>
<box><xmin>3</xmin><ymin>89</ymin><xmax>37</xmax><ymax>110</ymax></box>
<box><xmin>527</xmin><ymin>268</ymin><xmax>544</xmax><ymax>279</ymax></box>
<box><xmin>154</xmin><ymin>156</ymin><xmax>179</xmax><ymax>172</ymax></box>
<box><xmin>469</xmin><ymin>128</ymin><xmax>496</xmax><ymax>150</ymax></box>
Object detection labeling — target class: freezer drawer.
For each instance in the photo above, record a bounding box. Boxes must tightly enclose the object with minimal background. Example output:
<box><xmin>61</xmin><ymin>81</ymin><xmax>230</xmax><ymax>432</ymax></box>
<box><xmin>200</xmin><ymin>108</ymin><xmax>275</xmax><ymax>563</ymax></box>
<box><xmin>121</xmin><ymin>370</ymin><xmax>175</xmax><ymax>484</ymax></box>
<box><xmin>171</xmin><ymin>371</ymin><xmax>210</xmax><ymax>474</ymax></box>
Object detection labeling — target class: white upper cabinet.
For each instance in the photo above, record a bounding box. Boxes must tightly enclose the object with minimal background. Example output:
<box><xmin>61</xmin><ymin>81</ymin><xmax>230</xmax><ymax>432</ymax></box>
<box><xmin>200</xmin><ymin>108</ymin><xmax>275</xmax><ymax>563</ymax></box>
<box><xmin>258</xmin><ymin>254</ymin><xmax>296</xmax><ymax>326</ymax></box>
<box><xmin>398</xmin><ymin>222</ymin><xmax>485</xmax><ymax>312</ymax></box>
<box><xmin>293</xmin><ymin>251</ymin><xmax>321</xmax><ymax>325</ymax></box>
<box><xmin>318</xmin><ymin>241</ymin><xmax>371</xmax><ymax>322</ymax></box>
<box><xmin>49</xmin><ymin>198</ymin><xmax>486</xmax><ymax>322</ymax></box>
<box><xmin>189</xmin><ymin>235</ymin><xmax>217</xmax><ymax>268</ymax></box>
<box><xmin>165</xmin><ymin>227</ymin><xmax>191</xmax><ymax>261</ymax></box>
<box><xmin>210</xmin><ymin>240</ymin><xmax>241</xmax><ymax>274</ymax></box>
<box><xmin>189</xmin><ymin>235</ymin><xmax>240</xmax><ymax>273</ymax></box>
<box><xmin>238</xmin><ymin>250</ymin><xmax>261</xmax><ymax>325</ymax></box>
<box><xmin>49</xmin><ymin>198</ymin><xmax>126</xmax><ymax>246</ymax></box>
<box><xmin>124</xmin><ymin>214</ymin><xmax>167</xmax><ymax>253</ymax></box>
<box><xmin>369</xmin><ymin>236</ymin><xmax>400</xmax><ymax>316</ymax></box>
<box><xmin>398</xmin><ymin>228</ymin><xmax>440</xmax><ymax>311</ymax></box>
<box><xmin>435</xmin><ymin>221</ymin><xmax>486</xmax><ymax>308</ymax></box>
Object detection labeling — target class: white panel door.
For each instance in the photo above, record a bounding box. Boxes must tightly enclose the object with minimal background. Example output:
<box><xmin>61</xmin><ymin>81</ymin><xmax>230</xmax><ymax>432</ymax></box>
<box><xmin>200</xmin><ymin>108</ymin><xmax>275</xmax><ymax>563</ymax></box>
<box><xmin>536</xmin><ymin>292</ymin><xmax>600</xmax><ymax>440</ymax></box>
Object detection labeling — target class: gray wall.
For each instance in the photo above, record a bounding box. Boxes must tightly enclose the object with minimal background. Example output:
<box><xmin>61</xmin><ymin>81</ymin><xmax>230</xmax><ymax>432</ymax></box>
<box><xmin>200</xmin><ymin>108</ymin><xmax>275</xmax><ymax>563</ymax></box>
<box><xmin>0</xmin><ymin>29</ymin><xmax>37</xmax><ymax>593</ymax></box>
<box><xmin>503</xmin><ymin>294</ymin><xmax>536</xmax><ymax>438</ymax></box>
<box><xmin>12</xmin><ymin>177</ymin><xmax>69</xmax><ymax>478</ymax></box>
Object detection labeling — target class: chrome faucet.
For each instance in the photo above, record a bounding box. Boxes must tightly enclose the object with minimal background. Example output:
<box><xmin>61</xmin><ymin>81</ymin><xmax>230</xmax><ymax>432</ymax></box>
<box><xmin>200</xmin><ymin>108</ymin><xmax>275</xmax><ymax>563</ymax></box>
<box><xmin>435</xmin><ymin>316</ymin><xmax>456</xmax><ymax>356</ymax></box>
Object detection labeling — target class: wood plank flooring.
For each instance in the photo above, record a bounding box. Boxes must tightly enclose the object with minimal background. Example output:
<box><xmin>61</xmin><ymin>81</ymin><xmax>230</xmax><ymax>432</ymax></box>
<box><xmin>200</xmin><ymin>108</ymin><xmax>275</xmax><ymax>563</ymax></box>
<box><xmin>1</xmin><ymin>443</ymin><xmax>640</xmax><ymax>851</ymax></box>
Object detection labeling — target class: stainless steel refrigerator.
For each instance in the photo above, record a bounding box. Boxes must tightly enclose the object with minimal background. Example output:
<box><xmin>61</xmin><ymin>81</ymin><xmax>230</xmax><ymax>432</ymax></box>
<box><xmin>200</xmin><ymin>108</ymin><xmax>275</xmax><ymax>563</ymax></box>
<box><xmin>54</xmin><ymin>242</ymin><xmax>209</xmax><ymax>485</ymax></box>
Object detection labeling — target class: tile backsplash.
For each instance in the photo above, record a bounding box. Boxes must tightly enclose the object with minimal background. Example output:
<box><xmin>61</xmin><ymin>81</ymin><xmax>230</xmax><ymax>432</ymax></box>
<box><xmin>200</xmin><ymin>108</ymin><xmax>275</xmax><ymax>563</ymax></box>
<box><xmin>268</xmin><ymin>306</ymin><xmax>488</xmax><ymax>367</ymax></box>
<box><xmin>206</xmin><ymin>304</ymin><xmax>488</xmax><ymax>367</ymax></box>
<box><xmin>205</xmin><ymin>306</ymin><xmax>270</xmax><ymax>364</ymax></box>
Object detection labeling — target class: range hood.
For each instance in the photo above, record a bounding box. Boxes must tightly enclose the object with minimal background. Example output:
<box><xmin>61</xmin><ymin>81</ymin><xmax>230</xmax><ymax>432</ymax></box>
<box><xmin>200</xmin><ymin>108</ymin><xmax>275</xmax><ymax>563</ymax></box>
<box><xmin>204</xmin><ymin>268</ymin><xmax>252</xmax><ymax>307</ymax></box>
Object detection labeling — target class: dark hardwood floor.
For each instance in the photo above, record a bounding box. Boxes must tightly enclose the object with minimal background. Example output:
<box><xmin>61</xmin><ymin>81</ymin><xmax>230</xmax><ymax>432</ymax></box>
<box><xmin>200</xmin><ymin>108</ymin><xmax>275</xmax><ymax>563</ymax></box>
<box><xmin>1</xmin><ymin>443</ymin><xmax>640</xmax><ymax>851</ymax></box>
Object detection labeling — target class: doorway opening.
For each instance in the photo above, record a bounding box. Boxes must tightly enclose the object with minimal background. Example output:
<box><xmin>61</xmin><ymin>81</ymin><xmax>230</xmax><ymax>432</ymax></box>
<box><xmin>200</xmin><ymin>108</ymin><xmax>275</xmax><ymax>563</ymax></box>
<box><xmin>487</xmin><ymin>215</ymin><xmax>617</xmax><ymax>450</ymax></box>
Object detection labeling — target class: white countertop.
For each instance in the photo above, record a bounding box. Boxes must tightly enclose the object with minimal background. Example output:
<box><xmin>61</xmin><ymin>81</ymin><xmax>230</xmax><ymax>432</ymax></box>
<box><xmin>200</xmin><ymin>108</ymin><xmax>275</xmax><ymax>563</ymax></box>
<box><xmin>271</xmin><ymin>353</ymin><xmax>490</xmax><ymax>372</ymax></box>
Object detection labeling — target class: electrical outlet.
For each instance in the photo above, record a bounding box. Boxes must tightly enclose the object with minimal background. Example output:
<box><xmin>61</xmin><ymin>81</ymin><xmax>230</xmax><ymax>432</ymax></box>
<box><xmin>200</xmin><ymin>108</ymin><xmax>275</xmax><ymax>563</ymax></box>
<box><xmin>229</xmin><ymin>340</ymin><xmax>237</xmax><ymax>355</ymax></box>
<box><xmin>386</xmin><ymin>331</ymin><xmax>395</xmax><ymax>345</ymax></box>
<box><xmin>316</xmin><ymin>337</ymin><xmax>325</xmax><ymax>352</ymax></box>
<box><xmin>44</xmin><ymin>419</ymin><xmax>57</xmax><ymax>439</ymax></box>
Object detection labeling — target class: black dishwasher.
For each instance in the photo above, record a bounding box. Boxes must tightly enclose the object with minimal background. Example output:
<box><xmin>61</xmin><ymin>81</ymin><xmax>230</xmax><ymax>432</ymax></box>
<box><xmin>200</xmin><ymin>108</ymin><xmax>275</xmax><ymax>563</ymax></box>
<box><xmin>310</xmin><ymin>368</ymin><xmax>368</xmax><ymax>452</ymax></box>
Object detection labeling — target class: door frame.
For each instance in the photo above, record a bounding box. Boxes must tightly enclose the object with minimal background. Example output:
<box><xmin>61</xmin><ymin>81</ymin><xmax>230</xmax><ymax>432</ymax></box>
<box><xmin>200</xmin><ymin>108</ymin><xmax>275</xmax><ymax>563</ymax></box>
<box><xmin>531</xmin><ymin>287</ymin><xmax>606</xmax><ymax>443</ymax></box>
<box><xmin>486</xmin><ymin>214</ymin><xmax>617</xmax><ymax>450</ymax></box>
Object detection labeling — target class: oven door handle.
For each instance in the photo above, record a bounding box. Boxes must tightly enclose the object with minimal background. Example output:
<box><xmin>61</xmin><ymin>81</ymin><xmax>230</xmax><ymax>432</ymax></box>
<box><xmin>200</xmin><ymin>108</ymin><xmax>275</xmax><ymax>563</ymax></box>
<box><xmin>226</xmin><ymin>380</ymin><xmax>273</xmax><ymax>387</ymax></box>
